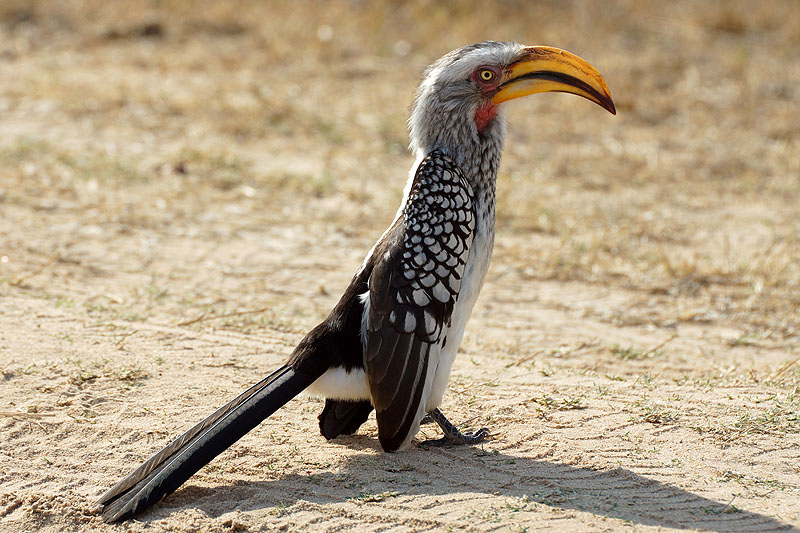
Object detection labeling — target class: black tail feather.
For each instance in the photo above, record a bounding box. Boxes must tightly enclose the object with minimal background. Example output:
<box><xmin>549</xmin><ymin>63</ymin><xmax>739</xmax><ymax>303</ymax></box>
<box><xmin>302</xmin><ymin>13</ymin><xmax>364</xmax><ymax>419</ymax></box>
<box><xmin>96</xmin><ymin>365</ymin><xmax>318</xmax><ymax>522</ymax></box>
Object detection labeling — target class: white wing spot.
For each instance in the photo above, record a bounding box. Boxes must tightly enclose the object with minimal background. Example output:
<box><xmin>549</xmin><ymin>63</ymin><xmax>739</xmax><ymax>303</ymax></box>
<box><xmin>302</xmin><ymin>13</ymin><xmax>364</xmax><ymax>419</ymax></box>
<box><xmin>412</xmin><ymin>289</ymin><xmax>430</xmax><ymax>306</ymax></box>
<box><xmin>420</xmin><ymin>273</ymin><xmax>436</xmax><ymax>287</ymax></box>
<box><xmin>432</xmin><ymin>281</ymin><xmax>449</xmax><ymax>303</ymax></box>
<box><xmin>424</xmin><ymin>309</ymin><xmax>437</xmax><ymax>334</ymax></box>
<box><xmin>404</xmin><ymin>313</ymin><xmax>416</xmax><ymax>332</ymax></box>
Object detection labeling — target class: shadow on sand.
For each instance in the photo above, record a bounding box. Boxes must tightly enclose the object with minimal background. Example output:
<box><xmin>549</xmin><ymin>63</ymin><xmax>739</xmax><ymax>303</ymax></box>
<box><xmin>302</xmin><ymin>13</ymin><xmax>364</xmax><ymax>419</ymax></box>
<box><xmin>143</xmin><ymin>436</ymin><xmax>793</xmax><ymax>531</ymax></box>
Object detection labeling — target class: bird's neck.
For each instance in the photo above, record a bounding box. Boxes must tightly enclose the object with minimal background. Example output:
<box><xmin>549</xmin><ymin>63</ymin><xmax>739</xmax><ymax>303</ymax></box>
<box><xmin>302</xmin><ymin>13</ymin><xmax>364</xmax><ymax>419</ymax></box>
<box><xmin>460</xmin><ymin>132</ymin><xmax>500</xmax><ymax>236</ymax></box>
<box><xmin>411</xmin><ymin>106</ymin><xmax>506</xmax><ymax>190</ymax></box>
<box><xmin>412</xmin><ymin>110</ymin><xmax>504</xmax><ymax>222</ymax></box>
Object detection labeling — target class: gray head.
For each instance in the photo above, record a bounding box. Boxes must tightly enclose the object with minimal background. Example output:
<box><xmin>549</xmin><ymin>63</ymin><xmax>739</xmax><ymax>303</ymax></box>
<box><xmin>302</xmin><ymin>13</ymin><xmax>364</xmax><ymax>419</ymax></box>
<box><xmin>409</xmin><ymin>41</ymin><xmax>521</xmax><ymax>159</ymax></box>
<box><xmin>408</xmin><ymin>41</ymin><xmax>615</xmax><ymax>183</ymax></box>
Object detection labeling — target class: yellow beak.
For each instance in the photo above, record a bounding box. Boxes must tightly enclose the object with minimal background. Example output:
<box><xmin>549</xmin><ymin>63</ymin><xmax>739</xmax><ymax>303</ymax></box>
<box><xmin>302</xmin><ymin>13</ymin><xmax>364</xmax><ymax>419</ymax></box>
<box><xmin>492</xmin><ymin>46</ymin><xmax>616</xmax><ymax>115</ymax></box>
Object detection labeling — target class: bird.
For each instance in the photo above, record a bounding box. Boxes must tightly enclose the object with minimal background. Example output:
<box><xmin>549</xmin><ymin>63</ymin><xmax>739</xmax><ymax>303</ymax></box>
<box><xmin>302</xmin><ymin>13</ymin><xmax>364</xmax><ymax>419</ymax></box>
<box><xmin>96</xmin><ymin>40</ymin><xmax>615</xmax><ymax>522</ymax></box>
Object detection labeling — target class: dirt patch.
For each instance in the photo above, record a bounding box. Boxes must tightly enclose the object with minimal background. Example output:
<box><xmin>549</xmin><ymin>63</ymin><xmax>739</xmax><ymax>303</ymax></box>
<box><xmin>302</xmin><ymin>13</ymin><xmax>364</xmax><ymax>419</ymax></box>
<box><xmin>1</xmin><ymin>1</ymin><xmax>798</xmax><ymax>531</ymax></box>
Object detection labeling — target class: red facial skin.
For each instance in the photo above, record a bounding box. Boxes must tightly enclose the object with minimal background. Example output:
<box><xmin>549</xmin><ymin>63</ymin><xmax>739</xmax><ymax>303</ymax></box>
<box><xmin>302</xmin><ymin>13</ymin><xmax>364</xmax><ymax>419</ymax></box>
<box><xmin>471</xmin><ymin>65</ymin><xmax>503</xmax><ymax>132</ymax></box>
<box><xmin>474</xmin><ymin>103</ymin><xmax>498</xmax><ymax>132</ymax></box>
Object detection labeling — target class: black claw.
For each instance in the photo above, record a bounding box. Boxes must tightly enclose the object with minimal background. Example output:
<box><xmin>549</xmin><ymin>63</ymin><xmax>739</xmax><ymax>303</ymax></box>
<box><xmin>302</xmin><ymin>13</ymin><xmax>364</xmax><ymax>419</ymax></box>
<box><xmin>462</xmin><ymin>427</ymin><xmax>489</xmax><ymax>443</ymax></box>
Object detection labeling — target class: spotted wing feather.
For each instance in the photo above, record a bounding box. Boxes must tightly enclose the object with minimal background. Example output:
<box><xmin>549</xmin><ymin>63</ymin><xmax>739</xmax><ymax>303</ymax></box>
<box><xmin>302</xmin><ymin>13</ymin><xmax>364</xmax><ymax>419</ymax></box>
<box><xmin>364</xmin><ymin>151</ymin><xmax>474</xmax><ymax>451</ymax></box>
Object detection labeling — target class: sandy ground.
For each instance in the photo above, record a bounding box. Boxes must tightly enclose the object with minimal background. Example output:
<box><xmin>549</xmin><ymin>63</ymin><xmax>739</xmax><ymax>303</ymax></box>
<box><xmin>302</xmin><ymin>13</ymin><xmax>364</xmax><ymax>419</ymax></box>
<box><xmin>1</xmin><ymin>1</ymin><xmax>799</xmax><ymax>531</ymax></box>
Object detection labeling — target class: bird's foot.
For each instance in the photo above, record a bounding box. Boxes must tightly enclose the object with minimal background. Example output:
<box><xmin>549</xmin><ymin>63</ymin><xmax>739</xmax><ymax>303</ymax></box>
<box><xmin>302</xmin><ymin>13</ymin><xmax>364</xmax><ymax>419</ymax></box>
<box><xmin>419</xmin><ymin>408</ymin><xmax>489</xmax><ymax>447</ymax></box>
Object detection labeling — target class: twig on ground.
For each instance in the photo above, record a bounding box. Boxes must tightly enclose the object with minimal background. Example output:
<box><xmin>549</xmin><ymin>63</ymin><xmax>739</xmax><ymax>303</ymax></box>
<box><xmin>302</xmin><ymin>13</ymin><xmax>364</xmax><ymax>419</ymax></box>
<box><xmin>178</xmin><ymin>306</ymin><xmax>270</xmax><ymax>327</ymax></box>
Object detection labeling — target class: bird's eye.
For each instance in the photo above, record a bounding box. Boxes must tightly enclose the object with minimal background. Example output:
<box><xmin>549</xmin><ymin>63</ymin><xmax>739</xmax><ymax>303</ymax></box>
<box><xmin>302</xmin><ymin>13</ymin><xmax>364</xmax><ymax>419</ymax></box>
<box><xmin>478</xmin><ymin>69</ymin><xmax>495</xmax><ymax>82</ymax></box>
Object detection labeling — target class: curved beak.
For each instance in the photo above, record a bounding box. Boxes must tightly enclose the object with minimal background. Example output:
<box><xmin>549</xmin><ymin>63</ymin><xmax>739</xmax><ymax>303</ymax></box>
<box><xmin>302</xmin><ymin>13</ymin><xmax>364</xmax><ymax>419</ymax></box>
<box><xmin>493</xmin><ymin>46</ymin><xmax>616</xmax><ymax>115</ymax></box>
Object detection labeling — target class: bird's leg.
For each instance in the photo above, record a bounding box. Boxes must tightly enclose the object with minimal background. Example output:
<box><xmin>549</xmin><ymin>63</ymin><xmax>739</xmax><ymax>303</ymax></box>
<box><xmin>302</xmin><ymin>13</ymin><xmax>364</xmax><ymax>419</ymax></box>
<box><xmin>419</xmin><ymin>408</ymin><xmax>489</xmax><ymax>447</ymax></box>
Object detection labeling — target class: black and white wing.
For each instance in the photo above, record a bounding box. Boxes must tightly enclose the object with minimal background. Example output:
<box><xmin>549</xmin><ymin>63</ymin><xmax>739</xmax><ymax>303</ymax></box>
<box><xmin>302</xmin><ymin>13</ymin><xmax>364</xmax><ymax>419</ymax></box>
<box><xmin>363</xmin><ymin>150</ymin><xmax>475</xmax><ymax>451</ymax></box>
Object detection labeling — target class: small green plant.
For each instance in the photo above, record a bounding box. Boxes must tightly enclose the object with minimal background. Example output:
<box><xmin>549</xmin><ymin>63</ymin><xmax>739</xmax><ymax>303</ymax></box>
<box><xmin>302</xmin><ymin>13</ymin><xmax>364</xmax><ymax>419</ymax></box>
<box><xmin>351</xmin><ymin>490</ymin><xmax>400</xmax><ymax>503</ymax></box>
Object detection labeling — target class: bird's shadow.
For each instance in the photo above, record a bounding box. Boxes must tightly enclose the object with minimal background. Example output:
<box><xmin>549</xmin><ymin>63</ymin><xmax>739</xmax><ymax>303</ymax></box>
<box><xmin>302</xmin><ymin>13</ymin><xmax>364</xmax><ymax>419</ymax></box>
<box><xmin>147</xmin><ymin>436</ymin><xmax>793</xmax><ymax>531</ymax></box>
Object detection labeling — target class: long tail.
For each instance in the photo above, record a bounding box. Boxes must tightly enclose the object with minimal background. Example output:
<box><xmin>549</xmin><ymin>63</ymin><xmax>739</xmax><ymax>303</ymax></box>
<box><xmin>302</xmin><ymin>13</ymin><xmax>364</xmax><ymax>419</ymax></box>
<box><xmin>96</xmin><ymin>365</ymin><xmax>318</xmax><ymax>522</ymax></box>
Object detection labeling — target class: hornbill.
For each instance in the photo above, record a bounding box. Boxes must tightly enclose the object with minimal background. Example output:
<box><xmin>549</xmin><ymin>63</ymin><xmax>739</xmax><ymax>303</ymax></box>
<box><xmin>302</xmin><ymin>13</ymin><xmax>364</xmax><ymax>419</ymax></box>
<box><xmin>97</xmin><ymin>41</ymin><xmax>615</xmax><ymax>522</ymax></box>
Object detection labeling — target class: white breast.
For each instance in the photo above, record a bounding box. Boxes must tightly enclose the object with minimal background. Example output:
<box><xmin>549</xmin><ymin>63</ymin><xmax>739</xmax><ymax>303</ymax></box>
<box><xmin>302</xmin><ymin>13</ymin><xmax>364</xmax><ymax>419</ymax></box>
<box><xmin>424</xmin><ymin>212</ymin><xmax>494</xmax><ymax>412</ymax></box>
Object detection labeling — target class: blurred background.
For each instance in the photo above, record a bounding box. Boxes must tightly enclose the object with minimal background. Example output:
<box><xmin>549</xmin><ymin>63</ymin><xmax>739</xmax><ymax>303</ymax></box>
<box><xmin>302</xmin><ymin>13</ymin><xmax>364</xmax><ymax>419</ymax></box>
<box><xmin>1</xmin><ymin>0</ymin><xmax>798</xmax><ymax>344</ymax></box>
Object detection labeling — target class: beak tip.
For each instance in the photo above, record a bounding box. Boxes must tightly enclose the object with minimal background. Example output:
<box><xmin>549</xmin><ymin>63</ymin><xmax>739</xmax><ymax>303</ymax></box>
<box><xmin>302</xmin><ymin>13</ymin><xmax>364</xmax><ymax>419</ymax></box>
<box><xmin>603</xmin><ymin>97</ymin><xmax>617</xmax><ymax>116</ymax></box>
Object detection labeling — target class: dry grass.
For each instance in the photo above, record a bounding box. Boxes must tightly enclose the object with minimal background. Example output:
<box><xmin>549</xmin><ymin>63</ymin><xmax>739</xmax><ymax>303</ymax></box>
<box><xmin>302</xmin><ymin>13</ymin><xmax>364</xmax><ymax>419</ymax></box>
<box><xmin>3</xmin><ymin>1</ymin><xmax>797</xmax><ymax>340</ymax></box>
<box><xmin>1</xmin><ymin>1</ymin><xmax>799</xmax><ymax>531</ymax></box>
